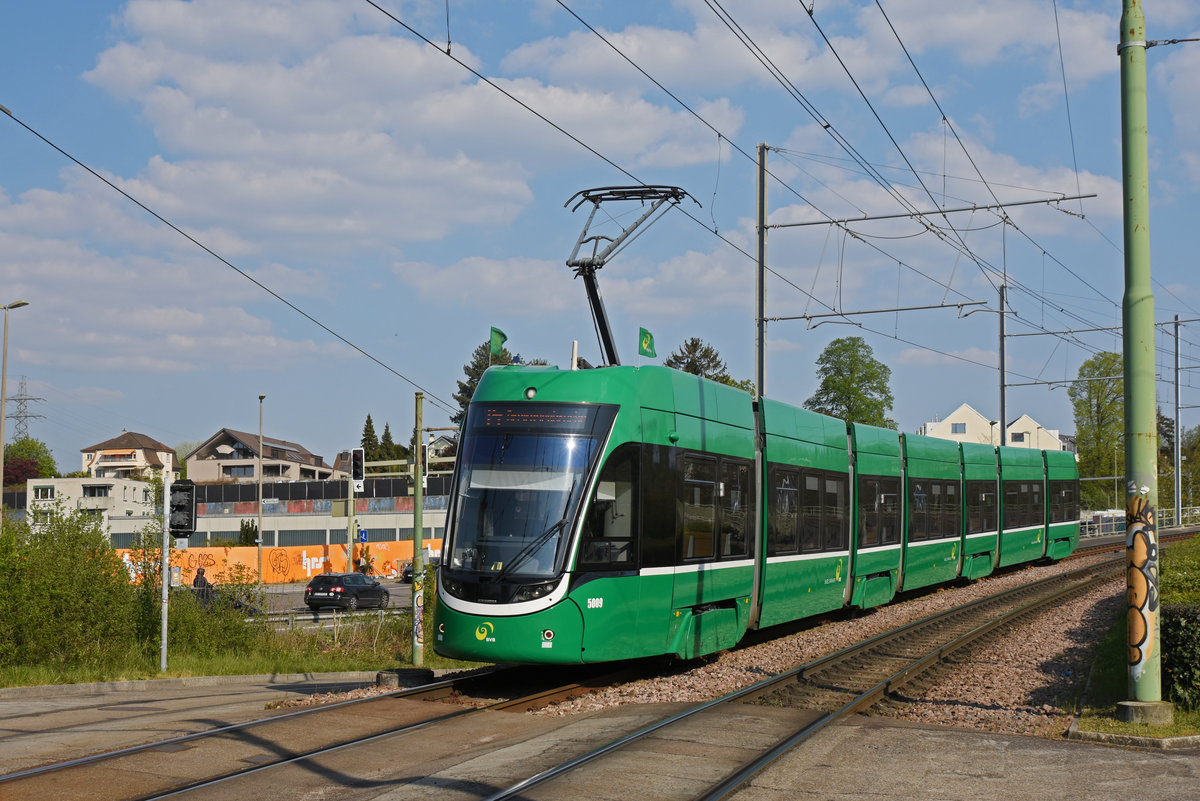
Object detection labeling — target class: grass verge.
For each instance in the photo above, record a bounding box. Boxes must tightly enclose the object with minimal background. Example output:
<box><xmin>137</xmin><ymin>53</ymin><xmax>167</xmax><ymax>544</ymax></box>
<box><xmin>1075</xmin><ymin>606</ymin><xmax>1200</xmax><ymax>739</ymax></box>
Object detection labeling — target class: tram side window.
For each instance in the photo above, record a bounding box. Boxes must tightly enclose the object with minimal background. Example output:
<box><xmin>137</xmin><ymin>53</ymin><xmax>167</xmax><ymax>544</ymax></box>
<box><xmin>578</xmin><ymin>444</ymin><xmax>639</xmax><ymax>570</ymax></box>
<box><xmin>822</xmin><ymin>474</ymin><xmax>848</xmax><ymax>551</ymax></box>
<box><xmin>719</xmin><ymin>461</ymin><xmax>751</xmax><ymax>557</ymax></box>
<box><xmin>801</xmin><ymin>473</ymin><xmax>821</xmax><ymax>551</ymax></box>
<box><xmin>909</xmin><ymin>480</ymin><xmax>929</xmax><ymax>542</ymax></box>
<box><xmin>858</xmin><ymin>476</ymin><xmax>901</xmax><ymax>548</ymax></box>
<box><xmin>681</xmin><ymin>457</ymin><xmax>716</xmax><ymax>560</ymax></box>
<box><xmin>768</xmin><ymin>468</ymin><xmax>799</xmax><ymax>555</ymax></box>
<box><xmin>966</xmin><ymin>480</ymin><xmax>997</xmax><ymax>534</ymax></box>
<box><xmin>1031</xmin><ymin>481</ymin><xmax>1044</xmax><ymax>526</ymax></box>
<box><xmin>1048</xmin><ymin>479</ymin><xmax>1077</xmax><ymax>524</ymax></box>
<box><xmin>1004</xmin><ymin>481</ymin><xmax>1037</xmax><ymax>529</ymax></box>
<box><xmin>944</xmin><ymin>481</ymin><xmax>960</xmax><ymax>537</ymax></box>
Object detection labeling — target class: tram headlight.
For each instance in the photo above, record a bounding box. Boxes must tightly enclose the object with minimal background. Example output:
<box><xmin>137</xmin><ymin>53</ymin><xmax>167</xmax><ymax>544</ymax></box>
<box><xmin>442</xmin><ymin>576</ymin><xmax>466</xmax><ymax>598</ymax></box>
<box><xmin>514</xmin><ymin>580</ymin><xmax>558</xmax><ymax>602</ymax></box>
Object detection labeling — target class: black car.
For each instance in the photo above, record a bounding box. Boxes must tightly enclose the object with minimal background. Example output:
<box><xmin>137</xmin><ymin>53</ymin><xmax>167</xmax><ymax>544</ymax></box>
<box><xmin>304</xmin><ymin>573</ymin><xmax>390</xmax><ymax>611</ymax></box>
<box><xmin>401</xmin><ymin>556</ymin><xmax>439</xmax><ymax>583</ymax></box>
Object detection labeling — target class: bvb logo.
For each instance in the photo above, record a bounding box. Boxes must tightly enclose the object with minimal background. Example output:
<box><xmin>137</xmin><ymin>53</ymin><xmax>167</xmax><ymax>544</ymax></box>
<box><xmin>475</xmin><ymin>622</ymin><xmax>495</xmax><ymax>641</ymax></box>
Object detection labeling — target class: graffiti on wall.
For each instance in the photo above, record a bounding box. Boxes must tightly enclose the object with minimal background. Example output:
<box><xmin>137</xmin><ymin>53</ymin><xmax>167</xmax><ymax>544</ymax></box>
<box><xmin>1125</xmin><ymin>493</ymin><xmax>1160</xmax><ymax>680</ymax></box>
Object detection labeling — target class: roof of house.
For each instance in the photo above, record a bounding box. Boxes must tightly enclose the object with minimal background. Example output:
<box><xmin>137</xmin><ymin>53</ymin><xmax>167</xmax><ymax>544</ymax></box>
<box><xmin>81</xmin><ymin>430</ymin><xmax>173</xmax><ymax>454</ymax></box>
<box><xmin>185</xmin><ymin>428</ymin><xmax>330</xmax><ymax>469</ymax></box>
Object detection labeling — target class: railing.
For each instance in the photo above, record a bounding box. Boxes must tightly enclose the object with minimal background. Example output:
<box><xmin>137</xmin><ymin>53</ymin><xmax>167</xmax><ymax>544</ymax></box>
<box><xmin>1082</xmin><ymin>506</ymin><xmax>1200</xmax><ymax>536</ymax></box>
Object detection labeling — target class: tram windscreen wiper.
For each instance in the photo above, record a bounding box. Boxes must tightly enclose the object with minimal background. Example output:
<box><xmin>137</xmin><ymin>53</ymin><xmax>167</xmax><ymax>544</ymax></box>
<box><xmin>492</xmin><ymin>517</ymin><xmax>569</xmax><ymax>582</ymax></box>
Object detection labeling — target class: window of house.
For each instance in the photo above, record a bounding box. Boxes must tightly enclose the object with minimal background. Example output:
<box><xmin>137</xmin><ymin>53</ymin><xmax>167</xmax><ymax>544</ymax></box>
<box><xmin>83</xmin><ymin>485</ymin><xmax>111</xmax><ymax>498</ymax></box>
<box><xmin>951</xmin><ymin>422</ymin><xmax>966</xmax><ymax>434</ymax></box>
<box><xmin>1010</xmin><ymin>432</ymin><xmax>1025</xmax><ymax>443</ymax></box>
<box><xmin>34</xmin><ymin>486</ymin><xmax>54</xmax><ymax>500</ymax></box>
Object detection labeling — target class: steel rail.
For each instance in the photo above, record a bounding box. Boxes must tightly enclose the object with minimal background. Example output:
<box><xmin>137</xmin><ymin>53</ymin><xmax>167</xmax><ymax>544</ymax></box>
<box><xmin>697</xmin><ymin>565</ymin><xmax>1121</xmax><ymax>800</ymax></box>
<box><xmin>480</xmin><ymin>558</ymin><xmax>1123</xmax><ymax>801</ymax></box>
<box><xmin>0</xmin><ymin>670</ymin><xmax>488</xmax><ymax>785</ymax></box>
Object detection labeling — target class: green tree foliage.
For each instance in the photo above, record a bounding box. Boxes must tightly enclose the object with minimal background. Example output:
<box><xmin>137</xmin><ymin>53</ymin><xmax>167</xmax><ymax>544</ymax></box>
<box><xmin>453</xmin><ymin>340</ymin><xmax>513</xmax><ymax>426</ymax></box>
<box><xmin>0</xmin><ymin>504</ymin><xmax>137</xmax><ymax>670</ymax></box>
<box><xmin>1068</xmin><ymin>351</ymin><xmax>1123</xmax><ymax>509</ymax></box>
<box><xmin>665</xmin><ymin>337</ymin><xmax>731</xmax><ymax>382</ymax></box>
<box><xmin>379</xmin><ymin>422</ymin><xmax>410</xmax><ymax>461</ymax></box>
<box><xmin>803</xmin><ymin>337</ymin><xmax>895</xmax><ymax>428</ymax></box>
<box><xmin>3</xmin><ymin>437</ymin><xmax>57</xmax><ymax>484</ymax></box>
<box><xmin>238</xmin><ymin>518</ymin><xmax>258</xmax><ymax>547</ymax></box>
<box><xmin>361</xmin><ymin>414</ymin><xmax>380</xmax><ymax>457</ymax></box>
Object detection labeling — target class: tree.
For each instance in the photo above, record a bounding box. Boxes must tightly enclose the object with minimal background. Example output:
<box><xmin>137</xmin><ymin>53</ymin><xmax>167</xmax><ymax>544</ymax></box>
<box><xmin>665</xmin><ymin>338</ymin><xmax>731</xmax><ymax>383</ymax></box>
<box><xmin>803</xmin><ymin>337</ymin><xmax>895</xmax><ymax>428</ymax></box>
<box><xmin>238</xmin><ymin>519</ymin><xmax>258</xmax><ymax>547</ymax></box>
<box><xmin>2</xmin><ymin>456</ymin><xmax>40</xmax><ymax>489</ymax></box>
<box><xmin>453</xmin><ymin>340</ymin><xmax>513</xmax><ymax>426</ymax></box>
<box><xmin>4</xmin><ymin>437</ymin><xmax>57</xmax><ymax>482</ymax></box>
<box><xmin>380</xmin><ymin>423</ymin><xmax>398</xmax><ymax>461</ymax></box>
<box><xmin>1068</xmin><ymin>351</ymin><xmax>1123</xmax><ymax>510</ymax></box>
<box><xmin>361</xmin><ymin>414</ymin><xmax>380</xmax><ymax>459</ymax></box>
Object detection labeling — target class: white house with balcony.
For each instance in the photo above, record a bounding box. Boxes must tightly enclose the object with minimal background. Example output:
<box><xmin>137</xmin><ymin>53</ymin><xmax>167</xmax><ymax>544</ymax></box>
<box><xmin>28</xmin><ymin>477</ymin><xmax>157</xmax><ymax>531</ymax></box>
<box><xmin>81</xmin><ymin>431</ymin><xmax>177</xmax><ymax>479</ymax></box>
<box><xmin>917</xmin><ymin>403</ymin><xmax>1064</xmax><ymax>450</ymax></box>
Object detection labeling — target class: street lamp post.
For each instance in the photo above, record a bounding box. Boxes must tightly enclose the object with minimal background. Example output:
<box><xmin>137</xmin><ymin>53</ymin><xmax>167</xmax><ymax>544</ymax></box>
<box><xmin>1</xmin><ymin>300</ymin><xmax>30</xmax><ymax>536</ymax></box>
<box><xmin>258</xmin><ymin>393</ymin><xmax>265</xmax><ymax>586</ymax></box>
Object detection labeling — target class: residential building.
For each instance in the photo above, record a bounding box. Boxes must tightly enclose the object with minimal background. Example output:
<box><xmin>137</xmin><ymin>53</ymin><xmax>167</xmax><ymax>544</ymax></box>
<box><xmin>917</xmin><ymin>403</ymin><xmax>1064</xmax><ymax>450</ymax></box>
<box><xmin>28</xmin><ymin>477</ymin><xmax>156</xmax><ymax>530</ymax></box>
<box><xmin>184</xmin><ymin>428</ymin><xmax>339</xmax><ymax>483</ymax></box>
<box><xmin>81</xmin><ymin>430</ymin><xmax>177</xmax><ymax>480</ymax></box>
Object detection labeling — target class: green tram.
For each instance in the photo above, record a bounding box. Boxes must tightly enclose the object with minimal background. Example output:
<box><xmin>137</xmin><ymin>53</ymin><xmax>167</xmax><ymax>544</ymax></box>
<box><xmin>433</xmin><ymin>364</ymin><xmax>1080</xmax><ymax>664</ymax></box>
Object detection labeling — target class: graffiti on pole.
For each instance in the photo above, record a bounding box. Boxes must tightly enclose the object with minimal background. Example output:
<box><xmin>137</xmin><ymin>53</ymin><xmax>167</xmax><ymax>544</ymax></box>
<box><xmin>1125</xmin><ymin>494</ymin><xmax>1160</xmax><ymax>680</ymax></box>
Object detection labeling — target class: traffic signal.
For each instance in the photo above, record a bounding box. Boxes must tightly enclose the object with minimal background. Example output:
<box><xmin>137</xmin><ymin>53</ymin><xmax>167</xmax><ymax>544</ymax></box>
<box><xmin>168</xmin><ymin>479</ymin><xmax>196</xmax><ymax>534</ymax></box>
<box><xmin>351</xmin><ymin>447</ymin><xmax>365</xmax><ymax>481</ymax></box>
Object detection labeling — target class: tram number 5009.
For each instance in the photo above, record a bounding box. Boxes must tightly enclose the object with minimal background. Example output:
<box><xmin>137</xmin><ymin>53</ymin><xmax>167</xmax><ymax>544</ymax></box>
<box><xmin>587</xmin><ymin>597</ymin><xmax>604</xmax><ymax>609</ymax></box>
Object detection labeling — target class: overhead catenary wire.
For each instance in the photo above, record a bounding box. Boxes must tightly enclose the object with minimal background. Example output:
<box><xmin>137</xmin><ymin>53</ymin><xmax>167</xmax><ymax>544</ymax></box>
<box><xmin>0</xmin><ymin>104</ymin><xmax>458</xmax><ymax>418</ymax></box>
<box><xmin>355</xmin><ymin>4</ymin><xmax>1194</xmax><ymax>404</ymax></box>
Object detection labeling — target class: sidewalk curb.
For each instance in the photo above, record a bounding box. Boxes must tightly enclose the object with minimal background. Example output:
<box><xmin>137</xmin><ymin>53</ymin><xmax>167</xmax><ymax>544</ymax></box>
<box><xmin>0</xmin><ymin>672</ymin><xmax>383</xmax><ymax>700</ymax></box>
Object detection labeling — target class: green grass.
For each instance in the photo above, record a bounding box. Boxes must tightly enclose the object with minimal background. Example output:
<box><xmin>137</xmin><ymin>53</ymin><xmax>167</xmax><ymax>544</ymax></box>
<box><xmin>0</xmin><ymin>572</ymin><xmax>484</xmax><ymax>688</ymax></box>
<box><xmin>1075</xmin><ymin>611</ymin><xmax>1200</xmax><ymax>737</ymax></box>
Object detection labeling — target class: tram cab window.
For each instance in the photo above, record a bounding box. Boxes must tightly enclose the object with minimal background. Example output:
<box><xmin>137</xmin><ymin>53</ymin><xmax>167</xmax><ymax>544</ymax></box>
<box><xmin>579</xmin><ymin>444</ymin><xmax>639</xmax><ymax>570</ymax></box>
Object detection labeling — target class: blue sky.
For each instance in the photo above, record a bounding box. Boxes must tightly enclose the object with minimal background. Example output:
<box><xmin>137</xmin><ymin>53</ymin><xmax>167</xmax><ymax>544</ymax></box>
<box><xmin>2</xmin><ymin>0</ymin><xmax>1199</xmax><ymax>473</ymax></box>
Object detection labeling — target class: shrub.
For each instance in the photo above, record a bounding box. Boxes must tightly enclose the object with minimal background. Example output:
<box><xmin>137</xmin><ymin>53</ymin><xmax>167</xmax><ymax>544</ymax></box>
<box><xmin>1161</xmin><ymin>536</ymin><xmax>1200</xmax><ymax>710</ymax></box>
<box><xmin>0</xmin><ymin>505</ymin><xmax>137</xmax><ymax>670</ymax></box>
<box><xmin>1162</xmin><ymin>603</ymin><xmax>1200</xmax><ymax>711</ymax></box>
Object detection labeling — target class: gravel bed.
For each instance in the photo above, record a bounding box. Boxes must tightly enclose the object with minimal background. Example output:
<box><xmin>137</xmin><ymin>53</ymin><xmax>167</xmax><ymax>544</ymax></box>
<box><xmin>537</xmin><ymin>555</ymin><xmax>1122</xmax><ymax>739</ymax></box>
<box><xmin>281</xmin><ymin>555</ymin><xmax>1122</xmax><ymax>739</ymax></box>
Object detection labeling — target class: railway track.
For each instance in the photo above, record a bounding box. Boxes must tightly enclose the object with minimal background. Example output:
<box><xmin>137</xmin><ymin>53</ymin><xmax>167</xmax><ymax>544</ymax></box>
<box><xmin>476</xmin><ymin>557</ymin><xmax>1123</xmax><ymax>801</ymax></box>
<box><xmin>0</xmin><ymin>665</ymin><xmax>635</xmax><ymax>801</ymax></box>
<box><xmin>0</xmin><ymin>545</ymin><xmax>1154</xmax><ymax>800</ymax></box>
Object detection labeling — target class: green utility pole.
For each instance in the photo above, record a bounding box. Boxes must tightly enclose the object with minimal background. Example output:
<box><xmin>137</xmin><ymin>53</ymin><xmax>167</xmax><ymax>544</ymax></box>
<box><xmin>411</xmin><ymin>392</ymin><xmax>425</xmax><ymax>667</ymax></box>
<box><xmin>1118</xmin><ymin>0</ymin><xmax>1171</xmax><ymax>724</ymax></box>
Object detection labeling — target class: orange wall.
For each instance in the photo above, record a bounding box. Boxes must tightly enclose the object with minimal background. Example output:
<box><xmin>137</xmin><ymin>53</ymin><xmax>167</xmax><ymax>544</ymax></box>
<box><xmin>114</xmin><ymin>540</ymin><xmax>444</xmax><ymax>585</ymax></box>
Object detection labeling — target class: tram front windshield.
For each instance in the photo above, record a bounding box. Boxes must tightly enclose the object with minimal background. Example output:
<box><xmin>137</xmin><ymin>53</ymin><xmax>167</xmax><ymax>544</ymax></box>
<box><xmin>448</xmin><ymin>402</ymin><xmax>616</xmax><ymax>580</ymax></box>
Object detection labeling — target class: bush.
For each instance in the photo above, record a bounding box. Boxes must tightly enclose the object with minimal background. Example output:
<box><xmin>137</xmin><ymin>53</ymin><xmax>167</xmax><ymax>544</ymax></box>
<box><xmin>1162</xmin><ymin>603</ymin><xmax>1200</xmax><ymax>711</ymax></box>
<box><xmin>0</xmin><ymin>505</ymin><xmax>137</xmax><ymax>671</ymax></box>
<box><xmin>1161</xmin><ymin>536</ymin><xmax>1200</xmax><ymax>710</ymax></box>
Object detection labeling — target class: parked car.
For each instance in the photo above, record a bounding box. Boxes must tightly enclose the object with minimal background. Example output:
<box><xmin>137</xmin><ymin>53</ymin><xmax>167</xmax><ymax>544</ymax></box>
<box><xmin>304</xmin><ymin>573</ymin><xmax>390</xmax><ymax>611</ymax></box>
<box><xmin>401</xmin><ymin>556</ymin><xmax>440</xmax><ymax>583</ymax></box>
